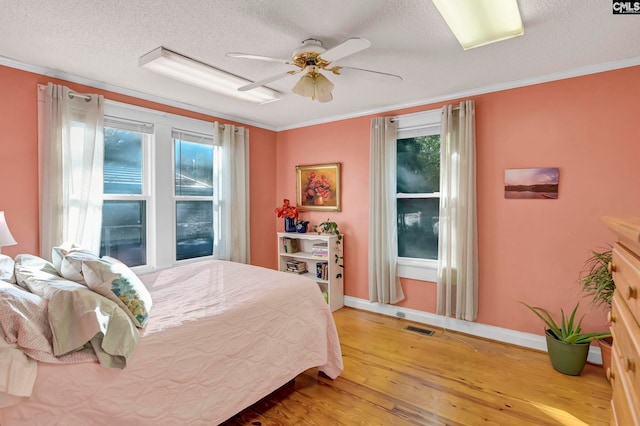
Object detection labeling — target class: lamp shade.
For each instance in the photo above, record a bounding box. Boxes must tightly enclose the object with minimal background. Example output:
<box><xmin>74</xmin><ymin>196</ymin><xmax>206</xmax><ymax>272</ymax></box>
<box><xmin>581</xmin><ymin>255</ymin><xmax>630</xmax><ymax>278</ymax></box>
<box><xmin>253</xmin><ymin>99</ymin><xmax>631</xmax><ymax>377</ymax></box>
<box><xmin>0</xmin><ymin>211</ymin><xmax>16</xmax><ymax>249</ymax></box>
<box><xmin>292</xmin><ymin>70</ymin><xmax>334</xmax><ymax>102</ymax></box>
<box><xmin>314</xmin><ymin>73</ymin><xmax>334</xmax><ymax>103</ymax></box>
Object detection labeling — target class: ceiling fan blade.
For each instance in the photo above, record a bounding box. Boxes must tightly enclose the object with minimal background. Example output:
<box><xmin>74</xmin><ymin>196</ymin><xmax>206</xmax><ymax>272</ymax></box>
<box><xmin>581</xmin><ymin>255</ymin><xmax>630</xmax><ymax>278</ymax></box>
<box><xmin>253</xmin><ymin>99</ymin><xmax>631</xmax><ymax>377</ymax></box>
<box><xmin>340</xmin><ymin>66</ymin><xmax>403</xmax><ymax>82</ymax></box>
<box><xmin>321</xmin><ymin>37</ymin><xmax>371</xmax><ymax>62</ymax></box>
<box><xmin>226</xmin><ymin>52</ymin><xmax>289</xmax><ymax>64</ymax></box>
<box><xmin>238</xmin><ymin>71</ymin><xmax>295</xmax><ymax>91</ymax></box>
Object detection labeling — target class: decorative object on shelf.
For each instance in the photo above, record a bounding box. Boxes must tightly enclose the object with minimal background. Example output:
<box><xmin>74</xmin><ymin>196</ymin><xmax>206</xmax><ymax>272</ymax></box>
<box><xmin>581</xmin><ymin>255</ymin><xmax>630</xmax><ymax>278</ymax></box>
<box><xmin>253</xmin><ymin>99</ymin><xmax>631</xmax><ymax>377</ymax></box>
<box><xmin>313</xmin><ymin>219</ymin><xmax>343</xmax><ymax>279</ymax></box>
<box><xmin>296</xmin><ymin>163</ymin><xmax>341</xmax><ymax>211</ymax></box>
<box><xmin>275</xmin><ymin>199</ymin><xmax>299</xmax><ymax>232</ymax></box>
<box><xmin>520</xmin><ymin>302</ymin><xmax>611</xmax><ymax>375</ymax></box>
<box><xmin>295</xmin><ymin>220</ymin><xmax>309</xmax><ymax>233</ymax></box>
<box><xmin>284</xmin><ymin>217</ymin><xmax>296</xmax><ymax>232</ymax></box>
<box><xmin>578</xmin><ymin>246</ymin><xmax>615</xmax><ymax>376</ymax></box>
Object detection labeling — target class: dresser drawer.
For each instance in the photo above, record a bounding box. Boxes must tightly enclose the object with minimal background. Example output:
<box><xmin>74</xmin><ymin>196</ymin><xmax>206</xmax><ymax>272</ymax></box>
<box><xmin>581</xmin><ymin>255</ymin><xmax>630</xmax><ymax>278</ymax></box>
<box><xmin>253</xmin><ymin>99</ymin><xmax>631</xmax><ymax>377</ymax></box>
<box><xmin>612</xmin><ymin>243</ymin><xmax>640</xmax><ymax>322</ymax></box>
<box><xmin>610</xmin><ymin>350</ymin><xmax>640</xmax><ymax>426</ymax></box>
<box><xmin>611</xmin><ymin>294</ymin><xmax>640</xmax><ymax>397</ymax></box>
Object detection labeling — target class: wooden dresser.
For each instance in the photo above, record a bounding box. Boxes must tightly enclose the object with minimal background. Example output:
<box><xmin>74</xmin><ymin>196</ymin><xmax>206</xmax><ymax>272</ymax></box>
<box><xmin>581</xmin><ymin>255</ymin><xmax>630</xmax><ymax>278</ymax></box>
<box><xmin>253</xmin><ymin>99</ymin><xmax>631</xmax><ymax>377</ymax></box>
<box><xmin>604</xmin><ymin>216</ymin><xmax>640</xmax><ymax>426</ymax></box>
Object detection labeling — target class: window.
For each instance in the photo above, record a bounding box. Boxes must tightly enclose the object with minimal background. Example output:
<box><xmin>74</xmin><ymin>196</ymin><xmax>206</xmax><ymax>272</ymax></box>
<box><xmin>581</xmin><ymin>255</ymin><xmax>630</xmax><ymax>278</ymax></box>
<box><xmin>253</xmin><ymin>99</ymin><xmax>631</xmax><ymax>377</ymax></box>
<box><xmin>397</xmin><ymin>135</ymin><xmax>440</xmax><ymax>259</ymax></box>
<box><xmin>101</xmin><ymin>118</ymin><xmax>152</xmax><ymax>267</ymax></box>
<box><xmin>395</xmin><ymin>110</ymin><xmax>442</xmax><ymax>281</ymax></box>
<box><xmin>102</xmin><ymin>102</ymin><xmax>220</xmax><ymax>271</ymax></box>
<box><xmin>173</xmin><ymin>130</ymin><xmax>218</xmax><ymax>261</ymax></box>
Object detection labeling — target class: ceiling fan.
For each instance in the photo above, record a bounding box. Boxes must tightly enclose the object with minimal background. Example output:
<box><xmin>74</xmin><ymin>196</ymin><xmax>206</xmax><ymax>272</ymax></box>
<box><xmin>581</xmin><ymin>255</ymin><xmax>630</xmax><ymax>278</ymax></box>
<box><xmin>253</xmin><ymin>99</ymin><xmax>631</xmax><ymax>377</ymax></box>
<box><xmin>227</xmin><ymin>37</ymin><xmax>402</xmax><ymax>103</ymax></box>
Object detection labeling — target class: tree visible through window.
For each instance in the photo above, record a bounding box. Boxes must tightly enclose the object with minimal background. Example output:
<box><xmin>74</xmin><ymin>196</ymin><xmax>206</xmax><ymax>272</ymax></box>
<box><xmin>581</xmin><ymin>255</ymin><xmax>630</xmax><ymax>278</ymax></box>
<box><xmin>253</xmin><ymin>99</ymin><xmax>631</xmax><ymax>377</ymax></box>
<box><xmin>397</xmin><ymin>135</ymin><xmax>440</xmax><ymax>260</ymax></box>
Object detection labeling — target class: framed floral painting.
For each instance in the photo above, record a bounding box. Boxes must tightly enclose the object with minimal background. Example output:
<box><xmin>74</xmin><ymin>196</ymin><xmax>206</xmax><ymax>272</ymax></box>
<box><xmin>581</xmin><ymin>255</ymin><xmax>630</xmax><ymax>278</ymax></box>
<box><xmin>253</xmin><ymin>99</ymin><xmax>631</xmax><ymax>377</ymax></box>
<box><xmin>296</xmin><ymin>163</ymin><xmax>341</xmax><ymax>211</ymax></box>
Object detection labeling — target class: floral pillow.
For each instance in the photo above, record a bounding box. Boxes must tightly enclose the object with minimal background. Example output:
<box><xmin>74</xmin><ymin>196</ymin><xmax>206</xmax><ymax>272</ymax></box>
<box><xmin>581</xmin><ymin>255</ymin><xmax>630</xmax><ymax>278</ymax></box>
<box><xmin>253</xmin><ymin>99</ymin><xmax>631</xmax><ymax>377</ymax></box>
<box><xmin>81</xmin><ymin>258</ymin><xmax>152</xmax><ymax>328</ymax></box>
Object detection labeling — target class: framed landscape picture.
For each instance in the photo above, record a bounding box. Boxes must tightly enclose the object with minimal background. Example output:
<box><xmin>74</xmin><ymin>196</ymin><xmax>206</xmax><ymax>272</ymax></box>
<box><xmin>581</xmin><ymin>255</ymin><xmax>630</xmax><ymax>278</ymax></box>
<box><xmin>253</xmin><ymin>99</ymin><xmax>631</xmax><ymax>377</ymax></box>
<box><xmin>504</xmin><ymin>167</ymin><xmax>559</xmax><ymax>199</ymax></box>
<box><xmin>296</xmin><ymin>163</ymin><xmax>341</xmax><ymax>211</ymax></box>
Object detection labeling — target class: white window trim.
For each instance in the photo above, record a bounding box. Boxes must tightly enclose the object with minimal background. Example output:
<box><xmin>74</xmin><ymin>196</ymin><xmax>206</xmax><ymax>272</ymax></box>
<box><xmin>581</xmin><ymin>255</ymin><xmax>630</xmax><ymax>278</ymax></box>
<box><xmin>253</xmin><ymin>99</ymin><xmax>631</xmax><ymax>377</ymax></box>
<box><xmin>172</xmin><ymin>131</ymin><xmax>217</xmax><ymax>264</ymax></box>
<box><xmin>395</xmin><ymin>109</ymin><xmax>442</xmax><ymax>283</ymax></box>
<box><xmin>103</xmin><ymin>100</ymin><xmax>217</xmax><ymax>272</ymax></box>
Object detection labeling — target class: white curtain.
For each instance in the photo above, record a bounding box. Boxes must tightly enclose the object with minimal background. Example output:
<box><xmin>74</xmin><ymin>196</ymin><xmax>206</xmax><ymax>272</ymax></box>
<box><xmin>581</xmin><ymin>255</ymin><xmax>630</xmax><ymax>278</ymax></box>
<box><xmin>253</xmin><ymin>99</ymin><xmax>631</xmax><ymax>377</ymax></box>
<box><xmin>216</xmin><ymin>122</ymin><xmax>250</xmax><ymax>264</ymax></box>
<box><xmin>368</xmin><ymin>117</ymin><xmax>405</xmax><ymax>304</ymax></box>
<box><xmin>437</xmin><ymin>100</ymin><xmax>478</xmax><ymax>321</ymax></box>
<box><xmin>39</xmin><ymin>83</ymin><xmax>104</xmax><ymax>258</ymax></box>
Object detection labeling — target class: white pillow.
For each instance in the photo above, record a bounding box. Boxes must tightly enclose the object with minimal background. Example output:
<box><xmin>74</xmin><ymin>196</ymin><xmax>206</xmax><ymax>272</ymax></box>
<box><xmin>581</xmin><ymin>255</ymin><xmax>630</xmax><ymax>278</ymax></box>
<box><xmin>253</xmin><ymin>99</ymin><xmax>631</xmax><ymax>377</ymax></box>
<box><xmin>13</xmin><ymin>254</ymin><xmax>60</xmax><ymax>292</ymax></box>
<box><xmin>59</xmin><ymin>250</ymin><xmax>99</xmax><ymax>284</ymax></box>
<box><xmin>0</xmin><ymin>255</ymin><xmax>15</xmax><ymax>284</ymax></box>
<box><xmin>51</xmin><ymin>242</ymin><xmax>80</xmax><ymax>272</ymax></box>
<box><xmin>82</xmin><ymin>258</ymin><xmax>152</xmax><ymax>328</ymax></box>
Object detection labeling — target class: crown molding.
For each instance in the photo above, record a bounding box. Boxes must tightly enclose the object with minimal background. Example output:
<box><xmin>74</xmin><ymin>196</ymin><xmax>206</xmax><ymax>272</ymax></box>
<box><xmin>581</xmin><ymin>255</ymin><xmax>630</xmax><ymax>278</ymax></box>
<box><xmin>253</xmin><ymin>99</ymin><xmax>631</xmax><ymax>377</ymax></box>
<box><xmin>0</xmin><ymin>55</ymin><xmax>277</xmax><ymax>132</ymax></box>
<box><xmin>3</xmin><ymin>54</ymin><xmax>640</xmax><ymax>133</ymax></box>
<box><xmin>275</xmin><ymin>55</ymin><xmax>640</xmax><ymax>131</ymax></box>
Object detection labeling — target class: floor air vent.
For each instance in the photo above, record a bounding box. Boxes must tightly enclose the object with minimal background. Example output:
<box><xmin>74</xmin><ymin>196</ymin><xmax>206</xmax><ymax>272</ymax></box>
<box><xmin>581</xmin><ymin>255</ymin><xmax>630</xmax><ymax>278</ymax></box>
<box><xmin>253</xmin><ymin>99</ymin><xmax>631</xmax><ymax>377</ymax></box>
<box><xmin>404</xmin><ymin>325</ymin><xmax>435</xmax><ymax>336</ymax></box>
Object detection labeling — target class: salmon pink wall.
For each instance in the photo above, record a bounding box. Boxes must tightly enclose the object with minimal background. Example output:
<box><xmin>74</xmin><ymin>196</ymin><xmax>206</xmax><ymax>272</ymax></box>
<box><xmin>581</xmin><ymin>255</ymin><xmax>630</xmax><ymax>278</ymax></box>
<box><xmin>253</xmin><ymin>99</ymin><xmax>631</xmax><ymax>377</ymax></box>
<box><xmin>276</xmin><ymin>65</ymin><xmax>640</xmax><ymax>336</ymax></box>
<box><xmin>0</xmin><ymin>65</ymin><xmax>277</xmax><ymax>268</ymax></box>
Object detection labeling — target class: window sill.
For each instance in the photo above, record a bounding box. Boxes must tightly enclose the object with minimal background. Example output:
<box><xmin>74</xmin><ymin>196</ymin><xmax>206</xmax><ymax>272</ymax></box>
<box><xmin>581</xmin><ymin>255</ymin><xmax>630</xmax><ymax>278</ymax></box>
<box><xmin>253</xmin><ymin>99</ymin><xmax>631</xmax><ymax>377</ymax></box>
<box><xmin>397</xmin><ymin>257</ymin><xmax>437</xmax><ymax>282</ymax></box>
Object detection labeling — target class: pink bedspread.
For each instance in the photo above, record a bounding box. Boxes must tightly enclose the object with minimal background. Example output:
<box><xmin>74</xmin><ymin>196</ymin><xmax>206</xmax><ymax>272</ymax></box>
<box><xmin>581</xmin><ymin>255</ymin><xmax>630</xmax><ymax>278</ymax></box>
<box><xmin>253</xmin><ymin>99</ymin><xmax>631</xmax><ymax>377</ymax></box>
<box><xmin>0</xmin><ymin>260</ymin><xmax>343</xmax><ymax>425</ymax></box>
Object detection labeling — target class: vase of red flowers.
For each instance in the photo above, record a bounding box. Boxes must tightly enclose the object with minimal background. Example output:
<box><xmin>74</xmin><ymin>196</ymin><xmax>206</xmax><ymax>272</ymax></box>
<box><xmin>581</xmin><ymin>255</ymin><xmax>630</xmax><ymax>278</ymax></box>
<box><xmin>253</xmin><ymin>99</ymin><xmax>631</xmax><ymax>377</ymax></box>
<box><xmin>275</xmin><ymin>199</ymin><xmax>299</xmax><ymax>232</ymax></box>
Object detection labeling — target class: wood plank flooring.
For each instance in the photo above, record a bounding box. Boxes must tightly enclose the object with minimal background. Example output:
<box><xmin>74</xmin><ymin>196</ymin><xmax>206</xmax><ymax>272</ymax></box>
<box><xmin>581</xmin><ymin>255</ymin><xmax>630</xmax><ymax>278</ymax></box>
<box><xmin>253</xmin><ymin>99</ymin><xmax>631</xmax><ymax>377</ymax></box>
<box><xmin>222</xmin><ymin>307</ymin><xmax>611</xmax><ymax>425</ymax></box>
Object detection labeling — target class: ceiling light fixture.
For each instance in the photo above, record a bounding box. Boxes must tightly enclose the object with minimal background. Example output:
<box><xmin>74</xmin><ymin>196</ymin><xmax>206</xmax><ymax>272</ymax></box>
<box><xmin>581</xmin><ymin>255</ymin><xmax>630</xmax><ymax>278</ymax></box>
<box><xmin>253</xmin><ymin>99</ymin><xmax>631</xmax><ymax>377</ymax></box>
<box><xmin>291</xmin><ymin>67</ymin><xmax>334</xmax><ymax>103</ymax></box>
<box><xmin>139</xmin><ymin>47</ymin><xmax>281</xmax><ymax>104</ymax></box>
<box><xmin>432</xmin><ymin>0</ymin><xmax>524</xmax><ymax>50</ymax></box>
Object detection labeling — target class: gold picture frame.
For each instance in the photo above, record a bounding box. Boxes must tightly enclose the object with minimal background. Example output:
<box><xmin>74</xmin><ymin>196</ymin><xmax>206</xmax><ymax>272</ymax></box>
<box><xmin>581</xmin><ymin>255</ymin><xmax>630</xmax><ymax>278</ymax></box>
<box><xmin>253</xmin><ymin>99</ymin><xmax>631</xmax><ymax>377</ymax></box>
<box><xmin>296</xmin><ymin>163</ymin><xmax>341</xmax><ymax>211</ymax></box>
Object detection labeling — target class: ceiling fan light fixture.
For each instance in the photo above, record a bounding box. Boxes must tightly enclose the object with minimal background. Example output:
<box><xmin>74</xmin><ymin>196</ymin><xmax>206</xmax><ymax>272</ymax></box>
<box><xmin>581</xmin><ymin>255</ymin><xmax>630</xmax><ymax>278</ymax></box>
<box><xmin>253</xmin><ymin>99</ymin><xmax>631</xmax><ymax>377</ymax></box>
<box><xmin>292</xmin><ymin>70</ymin><xmax>334</xmax><ymax>103</ymax></box>
<box><xmin>432</xmin><ymin>0</ymin><xmax>524</xmax><ymax>50</ymax></box>
<box><xmin>292</xmin><ymin>73</ymin><xmax>316</xmax><ymax>98</ymax></box>
<box><xmin>139</xmin><ymin>47</ymin><xmax>281</xmax><ymax>104</ymax></box>
<box><xmin>314</xmin><ymin>73</ymin><xmax>334</xmax><ymax>103</ymax></box>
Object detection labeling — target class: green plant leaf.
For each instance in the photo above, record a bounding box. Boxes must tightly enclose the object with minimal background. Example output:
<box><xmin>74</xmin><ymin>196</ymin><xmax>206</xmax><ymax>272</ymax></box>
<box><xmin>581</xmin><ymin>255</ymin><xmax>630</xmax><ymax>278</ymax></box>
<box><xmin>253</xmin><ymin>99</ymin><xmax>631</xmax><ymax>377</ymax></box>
<box><xmin>520</xmin><ymin>301</ymin><xmax>608</xmax><ymax>344</ymax></box>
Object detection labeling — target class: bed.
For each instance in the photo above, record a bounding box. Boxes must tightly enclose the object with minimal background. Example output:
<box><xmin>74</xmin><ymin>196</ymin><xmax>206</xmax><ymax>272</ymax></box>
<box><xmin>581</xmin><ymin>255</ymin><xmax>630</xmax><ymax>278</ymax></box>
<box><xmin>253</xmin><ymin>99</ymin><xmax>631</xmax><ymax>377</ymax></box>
<box><xmin>0</xmin><ymin>254</ymin><xmax>343</xmax><ymax>425</ymax></box>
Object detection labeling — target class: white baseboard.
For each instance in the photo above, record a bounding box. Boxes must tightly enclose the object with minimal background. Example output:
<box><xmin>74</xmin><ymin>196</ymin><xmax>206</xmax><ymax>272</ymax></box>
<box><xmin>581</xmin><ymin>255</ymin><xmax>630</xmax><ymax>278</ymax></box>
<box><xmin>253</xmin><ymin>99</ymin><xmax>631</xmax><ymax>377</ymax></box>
<box><xmin>343</xmin><ymin>296</ymin><xmax>602</xmax><ymax>365</ymax></box>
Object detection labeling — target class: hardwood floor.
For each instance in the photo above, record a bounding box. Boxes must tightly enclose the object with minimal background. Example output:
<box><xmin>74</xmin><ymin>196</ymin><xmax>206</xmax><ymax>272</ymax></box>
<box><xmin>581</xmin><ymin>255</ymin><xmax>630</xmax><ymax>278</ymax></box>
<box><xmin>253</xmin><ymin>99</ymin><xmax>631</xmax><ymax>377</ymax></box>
<box><xmin>222</xmin><ymin>307</ymin><xmax>611</xmax><ymax>425</ymax></box>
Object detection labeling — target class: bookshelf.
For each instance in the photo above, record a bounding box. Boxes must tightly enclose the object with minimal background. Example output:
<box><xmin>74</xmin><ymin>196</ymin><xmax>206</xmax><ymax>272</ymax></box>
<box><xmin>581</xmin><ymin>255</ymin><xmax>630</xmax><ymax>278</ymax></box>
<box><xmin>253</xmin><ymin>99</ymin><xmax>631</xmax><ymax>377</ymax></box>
<box><xmin>277</xmin><ymin>232</ymin><xmax>344</xmax><ymax>312</ymax></box>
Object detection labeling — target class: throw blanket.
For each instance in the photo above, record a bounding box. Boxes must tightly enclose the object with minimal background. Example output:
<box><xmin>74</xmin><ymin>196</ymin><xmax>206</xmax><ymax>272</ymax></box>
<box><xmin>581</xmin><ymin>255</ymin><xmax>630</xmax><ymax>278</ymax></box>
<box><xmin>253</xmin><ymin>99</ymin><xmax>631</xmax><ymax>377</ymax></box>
<box><xmin>0</xmin><ymin>254</ymin><xmax>141</xmax><ymax>398</ymax></box>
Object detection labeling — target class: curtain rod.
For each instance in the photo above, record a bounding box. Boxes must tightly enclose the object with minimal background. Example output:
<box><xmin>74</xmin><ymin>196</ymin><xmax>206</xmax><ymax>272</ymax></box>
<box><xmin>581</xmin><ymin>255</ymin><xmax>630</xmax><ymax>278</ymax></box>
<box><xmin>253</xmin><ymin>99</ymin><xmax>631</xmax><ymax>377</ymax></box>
<box><xmin>390</xmin><ymin>105</ymin><xmax>459</xmax><ymax>122</ymax></box>
<box><xmin>69</xmin><ymin>91</ymin><xmax>92</xmax><ymax>101</ymax></box>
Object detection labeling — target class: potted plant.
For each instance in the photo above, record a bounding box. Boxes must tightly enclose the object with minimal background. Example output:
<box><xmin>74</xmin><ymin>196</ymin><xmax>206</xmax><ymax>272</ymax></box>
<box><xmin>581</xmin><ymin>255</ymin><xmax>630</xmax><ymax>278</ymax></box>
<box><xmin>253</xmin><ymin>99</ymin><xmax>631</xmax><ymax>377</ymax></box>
<box><xmin>579</xmin><ymin>248</ymin><xmax>615</xmax><ymax>375</ymax></box>
<box><xmin>521</xmin><ymin>302</ymin><xmax>611</xmax><ymax>375</ymax></box>
<box><xmin>313</xmin><ymin>219</ymin><xmax>343</xmax><ymax>279</ymax></box>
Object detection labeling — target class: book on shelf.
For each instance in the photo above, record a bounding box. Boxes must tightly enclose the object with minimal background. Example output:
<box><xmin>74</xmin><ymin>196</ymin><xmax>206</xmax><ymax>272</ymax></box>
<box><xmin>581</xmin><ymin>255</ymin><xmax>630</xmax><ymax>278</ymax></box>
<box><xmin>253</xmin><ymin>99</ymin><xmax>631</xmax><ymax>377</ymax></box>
<box><xmin>283</xmin><ymin>237</ymin><xmax>299</xmax><ymax>253</ymax></box>
<box><xmin>286</xmin><ymin>260</ymin><xmax>307</xmax><ymax>272</ymax></box>
<box><xmin>286</xmin><ymin>268</ymin><xmax>308</xmax><ymax>274</ymax></box>
<box><xmin>311</xmin><ymin>242</ymin><xmax>329</xmax><ymax>257</ymax></box>
<box><xmin>315</xmin><ymin>261</ymin><xmax>328</xmax><ymax>280</ymax></box>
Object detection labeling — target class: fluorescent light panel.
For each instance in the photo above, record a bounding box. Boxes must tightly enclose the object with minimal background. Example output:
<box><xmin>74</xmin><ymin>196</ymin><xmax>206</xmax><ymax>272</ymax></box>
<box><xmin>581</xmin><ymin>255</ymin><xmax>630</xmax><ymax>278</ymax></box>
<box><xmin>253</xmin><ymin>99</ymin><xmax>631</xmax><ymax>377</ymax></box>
<box><xmin>432</xmin><ymin>0</ymin><xmax>524</xmax><ymax>50</ymax></box>
<box><xmin>139</xmin><ymin>47</ymin><xmax>281</xmax><ymax>104</ymax></box>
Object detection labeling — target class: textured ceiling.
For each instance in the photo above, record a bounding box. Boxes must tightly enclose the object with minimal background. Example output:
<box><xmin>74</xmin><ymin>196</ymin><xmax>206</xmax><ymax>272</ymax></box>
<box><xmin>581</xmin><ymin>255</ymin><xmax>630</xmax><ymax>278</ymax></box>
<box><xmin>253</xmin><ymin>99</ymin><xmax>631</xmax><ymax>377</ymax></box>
<box><xmin>2</xmin><ymin>0</ymin><xmax>640</xmax><ymax>130</ymax></box>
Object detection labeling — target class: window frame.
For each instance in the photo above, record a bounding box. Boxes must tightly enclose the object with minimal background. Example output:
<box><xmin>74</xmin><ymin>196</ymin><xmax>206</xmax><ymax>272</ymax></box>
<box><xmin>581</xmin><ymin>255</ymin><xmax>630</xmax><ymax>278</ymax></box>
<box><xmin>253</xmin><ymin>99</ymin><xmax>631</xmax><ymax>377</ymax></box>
<box><xmin>103</xmin><ymin>101</ymin><xmax>218</xmax><ymax>273</ymax></box>
<box><xmin>101</xmin><ymin>115</ymin><xmax>154</xmax><ymax>270</ymax></box>
<box><xmin>172</xmin><ymin>129</ymin><xmax>219</xmax><ymax>262</ymax></box>
<box><xmin>394</xmin><ymin>109</ymin><xmax>442</xmax><ymax>282</ymax></box>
